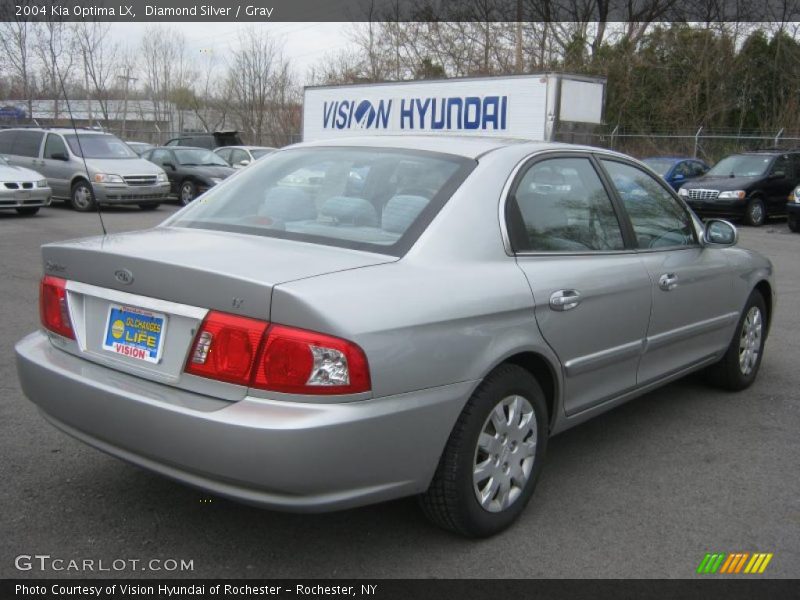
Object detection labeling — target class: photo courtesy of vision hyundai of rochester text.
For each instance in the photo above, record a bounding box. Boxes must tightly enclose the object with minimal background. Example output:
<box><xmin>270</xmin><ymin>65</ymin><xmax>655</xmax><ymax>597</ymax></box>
<box><xmin>15</xmin><ymin>131</ymin><xmax>774</xmax><ymax>536</ymax></box>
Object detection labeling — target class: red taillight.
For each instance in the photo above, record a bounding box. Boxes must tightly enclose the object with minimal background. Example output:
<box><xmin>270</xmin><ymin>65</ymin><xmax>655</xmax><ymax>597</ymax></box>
<box><xmin>40</xmin><ymin>275</ymin><xmax>75</xmax><ymax>339</ymax></box>
<box><xmin>184</xmin><ymin>313</ymin><xmax>371</xmax><ymax>395</ymax></box>
<box><xmin>252</xmin><ymin>325</ymin><xmax>371</xmax><ymax>395</ymax></box>
<box><xmin>185</xmin><ymin>312</ymin><xmax>269</xmax><ymax>386</ymax></box>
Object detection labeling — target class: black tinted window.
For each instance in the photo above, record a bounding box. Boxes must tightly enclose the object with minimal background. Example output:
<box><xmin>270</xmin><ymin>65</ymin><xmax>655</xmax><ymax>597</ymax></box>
<box><xmin>602</xmin><ymin>160</ymin><xmax>696</xmax><ymax>249</ymax></box>
<box><xmin>509</xmin><ymin>157</ymin><xmax>624</xmax><ymax>252</ymax></box>
<box><xmin>44</xmin><ymin>134</ymin><xmax>68</xmax><ymax>159</ymax></box>
<box><xmin>14</xmin><ymin>130</ymin><xmax>44</xmax><ymax>157</ymax></box>
<box><xmin>0</xmin><ymin>130</ymin><xmax>17</xmax><ymax>154</ymax></box>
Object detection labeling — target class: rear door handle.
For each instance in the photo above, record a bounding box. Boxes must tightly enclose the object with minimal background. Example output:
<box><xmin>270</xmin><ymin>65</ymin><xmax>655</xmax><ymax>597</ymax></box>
<box><xmin>549</xmin><ymin>289</ymin><xmax>581</xmax><ymax>311</ymax></box>
<box><xmin>658</xmin><ymin>273</ymin><xmax>679</xmax><ymax>291</ymax></box>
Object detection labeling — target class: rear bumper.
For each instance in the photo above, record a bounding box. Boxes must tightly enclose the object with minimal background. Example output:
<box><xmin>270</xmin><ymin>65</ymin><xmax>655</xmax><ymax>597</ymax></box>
<box><xmin>15</xmin><ymin>331</ymin><xmax>470</xmax><ymax>512</ymax></box>
<box><xmin>93</xmin><ymin>183</ymin><xmax>171</xmax><ymax>205</ymax></box>
<box><xmin>0</xmin><ymin>187</ymin><xmax>51</xmax><ymax>208</ymax></box>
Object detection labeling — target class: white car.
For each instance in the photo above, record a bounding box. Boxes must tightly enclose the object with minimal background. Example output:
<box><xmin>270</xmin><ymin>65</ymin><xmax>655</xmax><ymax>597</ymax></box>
<box><xmin>0</xmin><ymin>154</ymin><xmax>51</xmax><ymax>215</ymax></box>
<box><xmin>214</xmin><ymin>145</ymin><xmax>276</xmax><ymax>169</ymax></box>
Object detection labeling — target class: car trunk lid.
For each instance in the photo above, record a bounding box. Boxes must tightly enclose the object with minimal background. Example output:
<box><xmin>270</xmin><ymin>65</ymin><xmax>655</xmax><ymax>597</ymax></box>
<box><xmin>42</xmin><ymin>226</ymin><xmax>394</xmax><ymax>395</ymax></box>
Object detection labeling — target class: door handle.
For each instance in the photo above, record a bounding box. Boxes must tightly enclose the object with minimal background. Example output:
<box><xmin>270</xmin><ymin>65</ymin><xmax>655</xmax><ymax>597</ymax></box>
<box><xmin>658</xmin><ymin>273</ymin><xmax>679</xmax><ymax>291</ymax></box>
<box><xmin>549</xmin><ymin>289</ymin><xmax>581</xmax><ymax>311</ymax></box>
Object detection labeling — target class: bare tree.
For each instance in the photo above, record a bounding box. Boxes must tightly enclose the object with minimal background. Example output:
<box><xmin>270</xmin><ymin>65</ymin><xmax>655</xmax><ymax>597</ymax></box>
<box><xmin>226</xmin><ymin>27</ymin><xmax>298</xmax><ymax>146</ymax></box>
<box><xmin>34</xmin><ymin>21</ymin><xmax>78</xmax><ymax>122</ymax></box>
<box><xmin>0</xmin><ymin>20</ymin><xmax>36</xmax><ymax>117</ymax></box>
<box><xmin>74</xmin><ymin>22</ymin><xmax>119</xmax><ymax>123</ymax></box>
<box><xmin>140</xmin><ymin>27</ymin><xmax>192</xmax><ymax>136</ymax></box>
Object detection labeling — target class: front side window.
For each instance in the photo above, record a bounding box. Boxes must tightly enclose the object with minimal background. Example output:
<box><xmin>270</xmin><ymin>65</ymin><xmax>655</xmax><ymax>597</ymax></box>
<box><xmin>64</xmin><ymin>134</ymin><xmax>137</xmax><ymax>159</ymax></box>
<box><xmin>169</xmin><ymin>147</ymin><xmax>473</xmax><ymax>255</ymax></box>
<box><xmin>507</xmin><ymin>157</ymin><xmax>625</xmax><ymax>252</ymax></box>
<box><xmin>601</xmin><ymin>160</ymin><xmax>696</xmax><ymax>249</ymax></box>
<box><xmin>44</xmin><ymin>134</ymin><xmax>68</xmax><ymax>159</ymax></box>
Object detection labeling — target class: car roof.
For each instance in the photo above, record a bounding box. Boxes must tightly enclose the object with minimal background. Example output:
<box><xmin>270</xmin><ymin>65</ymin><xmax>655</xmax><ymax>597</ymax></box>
<box><xmin>6</xmin><ymin>127</ymin><xmax>109</xmax><ymax>135</ymax></box>
<box><xmin>292</xmin><ymin>135</ymin><xmax>628</xmax><ymax>160</ymax></box>
<box><xmin>215</xmin><ymin>145</ymin><xmax>274</xmax><ymax>151</ymax></box>
<box><xmin>643</xmin><ymin>156</ymin><xmax>697</xmax><ymax>162</ymax></box>
<box><xmin>154</xmin><ymin>145</ymin><xmax>208</xmax><ymax>151</ymax></box>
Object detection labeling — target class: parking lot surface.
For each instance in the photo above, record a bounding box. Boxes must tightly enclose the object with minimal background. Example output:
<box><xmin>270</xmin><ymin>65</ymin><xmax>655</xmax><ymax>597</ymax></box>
<box><xmin>1</xmin><ymin>205</ymin><xmax>798</xmax><ymax>578</ymax></box>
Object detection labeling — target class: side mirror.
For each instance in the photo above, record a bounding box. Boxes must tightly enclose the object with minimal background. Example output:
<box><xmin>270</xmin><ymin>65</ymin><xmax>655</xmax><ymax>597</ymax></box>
<box><xmin>239</xmin><ymin>159</ymin><xmax>250</xmax><ymax>167</ymax></box>
<box><xmin>51</xmin><ymin>152</ymin><xmax>68</xmax><ymax>161</ymax></box>
<box><xmin>163</xmin><ymin>162</ymin><xmax>176</xmax><ymax>170</ymax></box>
<box><xmin>704</xmin><ymin>219</ymin><xmax>738</xmax><ymax>246</ymax></box>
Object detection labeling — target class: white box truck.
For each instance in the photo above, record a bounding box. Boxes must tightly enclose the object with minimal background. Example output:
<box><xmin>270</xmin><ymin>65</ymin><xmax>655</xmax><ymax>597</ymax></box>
<box><xmin>302</xmin><ymin>73</ymin><xmax>606</xmax><ymax>143</ymax></box>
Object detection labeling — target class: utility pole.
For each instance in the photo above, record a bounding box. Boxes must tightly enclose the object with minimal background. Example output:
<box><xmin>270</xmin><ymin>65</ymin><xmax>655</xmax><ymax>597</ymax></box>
<box><xmin>515</xmin><ymin>0</ymin><xmax>523</xmax><ymax>74</ymax></box>
<box><xmin>117</xmin><ymin>69</ymin><xmax>137</xmax><ymax>139</ymax></box>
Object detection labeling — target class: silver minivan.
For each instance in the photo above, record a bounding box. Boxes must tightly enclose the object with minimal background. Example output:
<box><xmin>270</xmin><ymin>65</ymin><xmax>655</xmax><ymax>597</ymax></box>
<box><xmin>0</xmin><ymin>128</ymin><xmax>170</xmax><ymax>211</ymax></box>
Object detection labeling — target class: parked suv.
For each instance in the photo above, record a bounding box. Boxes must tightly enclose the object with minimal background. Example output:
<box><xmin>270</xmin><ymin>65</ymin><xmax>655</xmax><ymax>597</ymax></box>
<box><xmin>678</xmin><ymin>149</ymin><xmax>800</xmax><ymax>226</ymax></box>
<box><xmin>164</xmin><ymin>130</ymin><xmax>243</xmax><ymax>150</ymax></box>
<box><xmin>0</xmin><ymin>128</ymin><xmax>170</xmax><ymax>211</ymax></box>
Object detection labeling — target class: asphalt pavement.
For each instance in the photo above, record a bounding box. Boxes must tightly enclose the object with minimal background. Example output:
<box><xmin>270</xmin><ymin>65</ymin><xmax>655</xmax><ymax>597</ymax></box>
<box><xmin>1</xmin><ymin>203</ymin><xmax>798</xmax><ymax>579</ymax></box>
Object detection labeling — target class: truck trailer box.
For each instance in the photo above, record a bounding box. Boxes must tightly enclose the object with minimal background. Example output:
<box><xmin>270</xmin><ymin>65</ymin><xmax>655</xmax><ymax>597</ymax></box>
<box><xmin>302</xmin><ymin>73</ymin><xmax>606</xmax><ymax>143</ymax></box>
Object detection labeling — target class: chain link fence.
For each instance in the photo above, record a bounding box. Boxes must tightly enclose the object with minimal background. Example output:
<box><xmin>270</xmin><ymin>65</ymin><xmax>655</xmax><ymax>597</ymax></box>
<box><xmin>557</xmin><ymin>127</ymin><xmax>800</xmax><ymax>163</ymax></box>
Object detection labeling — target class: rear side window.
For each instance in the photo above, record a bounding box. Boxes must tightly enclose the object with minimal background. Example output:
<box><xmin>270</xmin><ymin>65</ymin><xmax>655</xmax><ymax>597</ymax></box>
<box><xmin>170</xmin><ymin>147</ymin><xmax>474</xmax><ymax>256</ymax></box>
<box><xmin>14</xmin><ymin>130</ymin><xmax>45</xmax><ymax>157</ymax></box>
<box><xmin>507</xmin><ymin>157</ymin><xmax>625</xmax><ymax>252</ymax></box>
<box><xmin>0</xmin><ymin>130</ymin><xmax>17</xmax><ymax>154</ymax></box>
<box><xmin>601</xmin><ymin>160</ymin><xmax>696</xmax><ymax>249</ymax></box>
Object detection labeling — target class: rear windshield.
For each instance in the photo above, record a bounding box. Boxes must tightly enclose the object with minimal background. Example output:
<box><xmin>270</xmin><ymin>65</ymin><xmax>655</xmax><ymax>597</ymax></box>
<box><xmin>168</xmin><ymin>147</ymin><xmax>474</xmax><ymax>256</ymax></box>
<box><xmin>174</xmin><ymin>148</ymin><xmax>229</xmax><ymax>166</ymax></box>
<box><xmin>65</xmin><ymin>133</ymin><xmax>138</xmax><ymax>159</ymax></box>
<box><xmin>250</xmin><ymin>148</ymin><xmax>274</xmax><ymax>160</ymax></box>
<box><xmin>643</xmin><ymin>158</ymin><xmax>675</xmax><ymax>176</ymax></box>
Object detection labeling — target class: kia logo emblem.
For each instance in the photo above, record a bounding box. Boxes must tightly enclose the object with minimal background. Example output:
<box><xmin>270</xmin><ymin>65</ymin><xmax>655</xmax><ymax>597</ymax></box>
<box><xmin>114</xmin><ymin>269</ymin><xmax>134</xmax><ymax>285</ymax></box>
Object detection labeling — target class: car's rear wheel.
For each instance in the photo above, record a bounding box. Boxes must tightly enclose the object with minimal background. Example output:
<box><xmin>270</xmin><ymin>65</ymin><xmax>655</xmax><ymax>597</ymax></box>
<box><xmin>70</xmin><ymin>181</ymin><xmax>96</xmax><ymax>212</ymax></box>
<box><xmin>139</xmin><ymin>203</ymin><xmax>160</xmax><ymax>211</ymax></box>
<box><xmin>419</xmin><ymin>364</ymin><xmax>548</xmax><ymax>537</ymax></box>
<box><xmin>789</xmin><ymin>213</ymin><xmax>800</xmax><ymax>233</ymax></box>
<box><xmin>179</xmin><ymin>180</ymin><xmax>197</xmax><ymax>205</ymax></box>
<box><xmin>744</xmin><ymin>197</ymin><xmax>766</xmax><ymax>227</ymax></box>
<box><xmin>706</xmin><ymin>290</ymin><xmax>767</xmax><ymax>391</ymax></box>
<box><xmin>15</xmin><ymin>207</ymin><xmax>40</xmax><ymax>216</ymax></box>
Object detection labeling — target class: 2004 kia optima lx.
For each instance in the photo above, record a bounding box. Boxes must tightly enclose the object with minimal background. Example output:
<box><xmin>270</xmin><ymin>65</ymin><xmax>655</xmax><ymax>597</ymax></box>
<box><xmin>15</xmin><ymin>136</ymin><xmax>774</xmax><ymax>537</ymax></box>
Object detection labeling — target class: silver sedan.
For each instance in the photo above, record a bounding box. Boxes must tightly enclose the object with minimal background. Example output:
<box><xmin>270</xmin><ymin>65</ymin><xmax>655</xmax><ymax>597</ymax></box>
<box><xmin>0</xmin><ymin>155</ymin><xmax>51</xmax><ymax>215</ymax></box>
<box><xmin>15</xmin><ymin>136</ymin><xmax>774</xmax><ymax>537</ymax></box>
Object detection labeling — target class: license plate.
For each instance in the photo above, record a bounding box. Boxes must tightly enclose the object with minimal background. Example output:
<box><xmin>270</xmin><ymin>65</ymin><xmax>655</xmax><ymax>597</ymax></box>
<box><xmin>102</xmin><ymin>304</ymin><xmax>167</xmax><ymax>364</ymax></box>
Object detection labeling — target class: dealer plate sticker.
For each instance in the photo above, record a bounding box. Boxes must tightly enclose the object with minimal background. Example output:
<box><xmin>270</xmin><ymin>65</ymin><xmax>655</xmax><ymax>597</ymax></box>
<box><xmin>102</xmin><ymin>304</ymin><xmax>167</xmax><ymax>363</ymax></box>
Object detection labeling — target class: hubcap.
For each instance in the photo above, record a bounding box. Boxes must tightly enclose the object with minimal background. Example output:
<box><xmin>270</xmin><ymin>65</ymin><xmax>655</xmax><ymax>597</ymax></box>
<box><xmin>750</xmin><ymin>203</ymin><xmax>763</xmax><ymax>223</ymax></box>
<box><xmin>180</xmin><ymin>184</ymin><xmax>195</xmax><ymax>204</ymax></box>
<box><xmin>73</xmin><ymin>186</ymin><xmax>92</xmax><ymax>209</ymax></box>
<box><xmin>739</xmin><ymin>306</ymin><xmax>762</xmax><ymax>376</ymax></box>
<box><xmin>473</xmin><ymin>395</ymin><xmax>537</xmax><ymax>513</ymax></box>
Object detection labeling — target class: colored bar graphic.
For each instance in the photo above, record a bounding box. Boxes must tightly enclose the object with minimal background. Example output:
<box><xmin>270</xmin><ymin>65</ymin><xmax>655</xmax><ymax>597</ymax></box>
<box><xmin>699</xmin><ymin>552</ymin><xmax>773</xmax><ymax>575</ymax></box>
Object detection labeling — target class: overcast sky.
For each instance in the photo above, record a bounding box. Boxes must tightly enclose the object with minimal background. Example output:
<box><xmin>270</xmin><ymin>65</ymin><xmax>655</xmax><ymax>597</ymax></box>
<box><xmin>121</xmin><ymin>22</ymin><xmax>354</xmax><ymax>85</ymax></box>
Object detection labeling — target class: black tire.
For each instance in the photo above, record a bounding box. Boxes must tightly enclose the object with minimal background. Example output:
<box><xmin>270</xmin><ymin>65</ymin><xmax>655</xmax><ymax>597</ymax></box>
<box><xmin>789</xmin><ymin>214</ymin><xmax>800</xmax><ymax>233</ymax></box>
<box><xmin>15</xmin><ymin>207</ymin><xmax>40</xmax><ymax>216</ymax></box>
<box><xmin>178</xmin><ymin>180</ymin><xmax>198</xmax><ymax>205</ymax></box>
<box><xmin>706</xmin><ymin>290</ymin><xmax>767</xmax><ymax>391</ymax></box>
<box><xmin>139</xmin><ymin>203</ymin><xmax>160</xmax><ymax>211</ymax></box>
<box><xmin>419</xmin><ymin>364</ymin><xmax>549</xmax><ymax>537</ymax></box>
<box><xmin>743</xmin><ymin>197</ymin><xmax>766</xmax><ymax>227</ymax></box>
<box><xmin>70</xmin><ymin>180</ymin><xmax>96</xmax><ymax>212</ymax></box>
